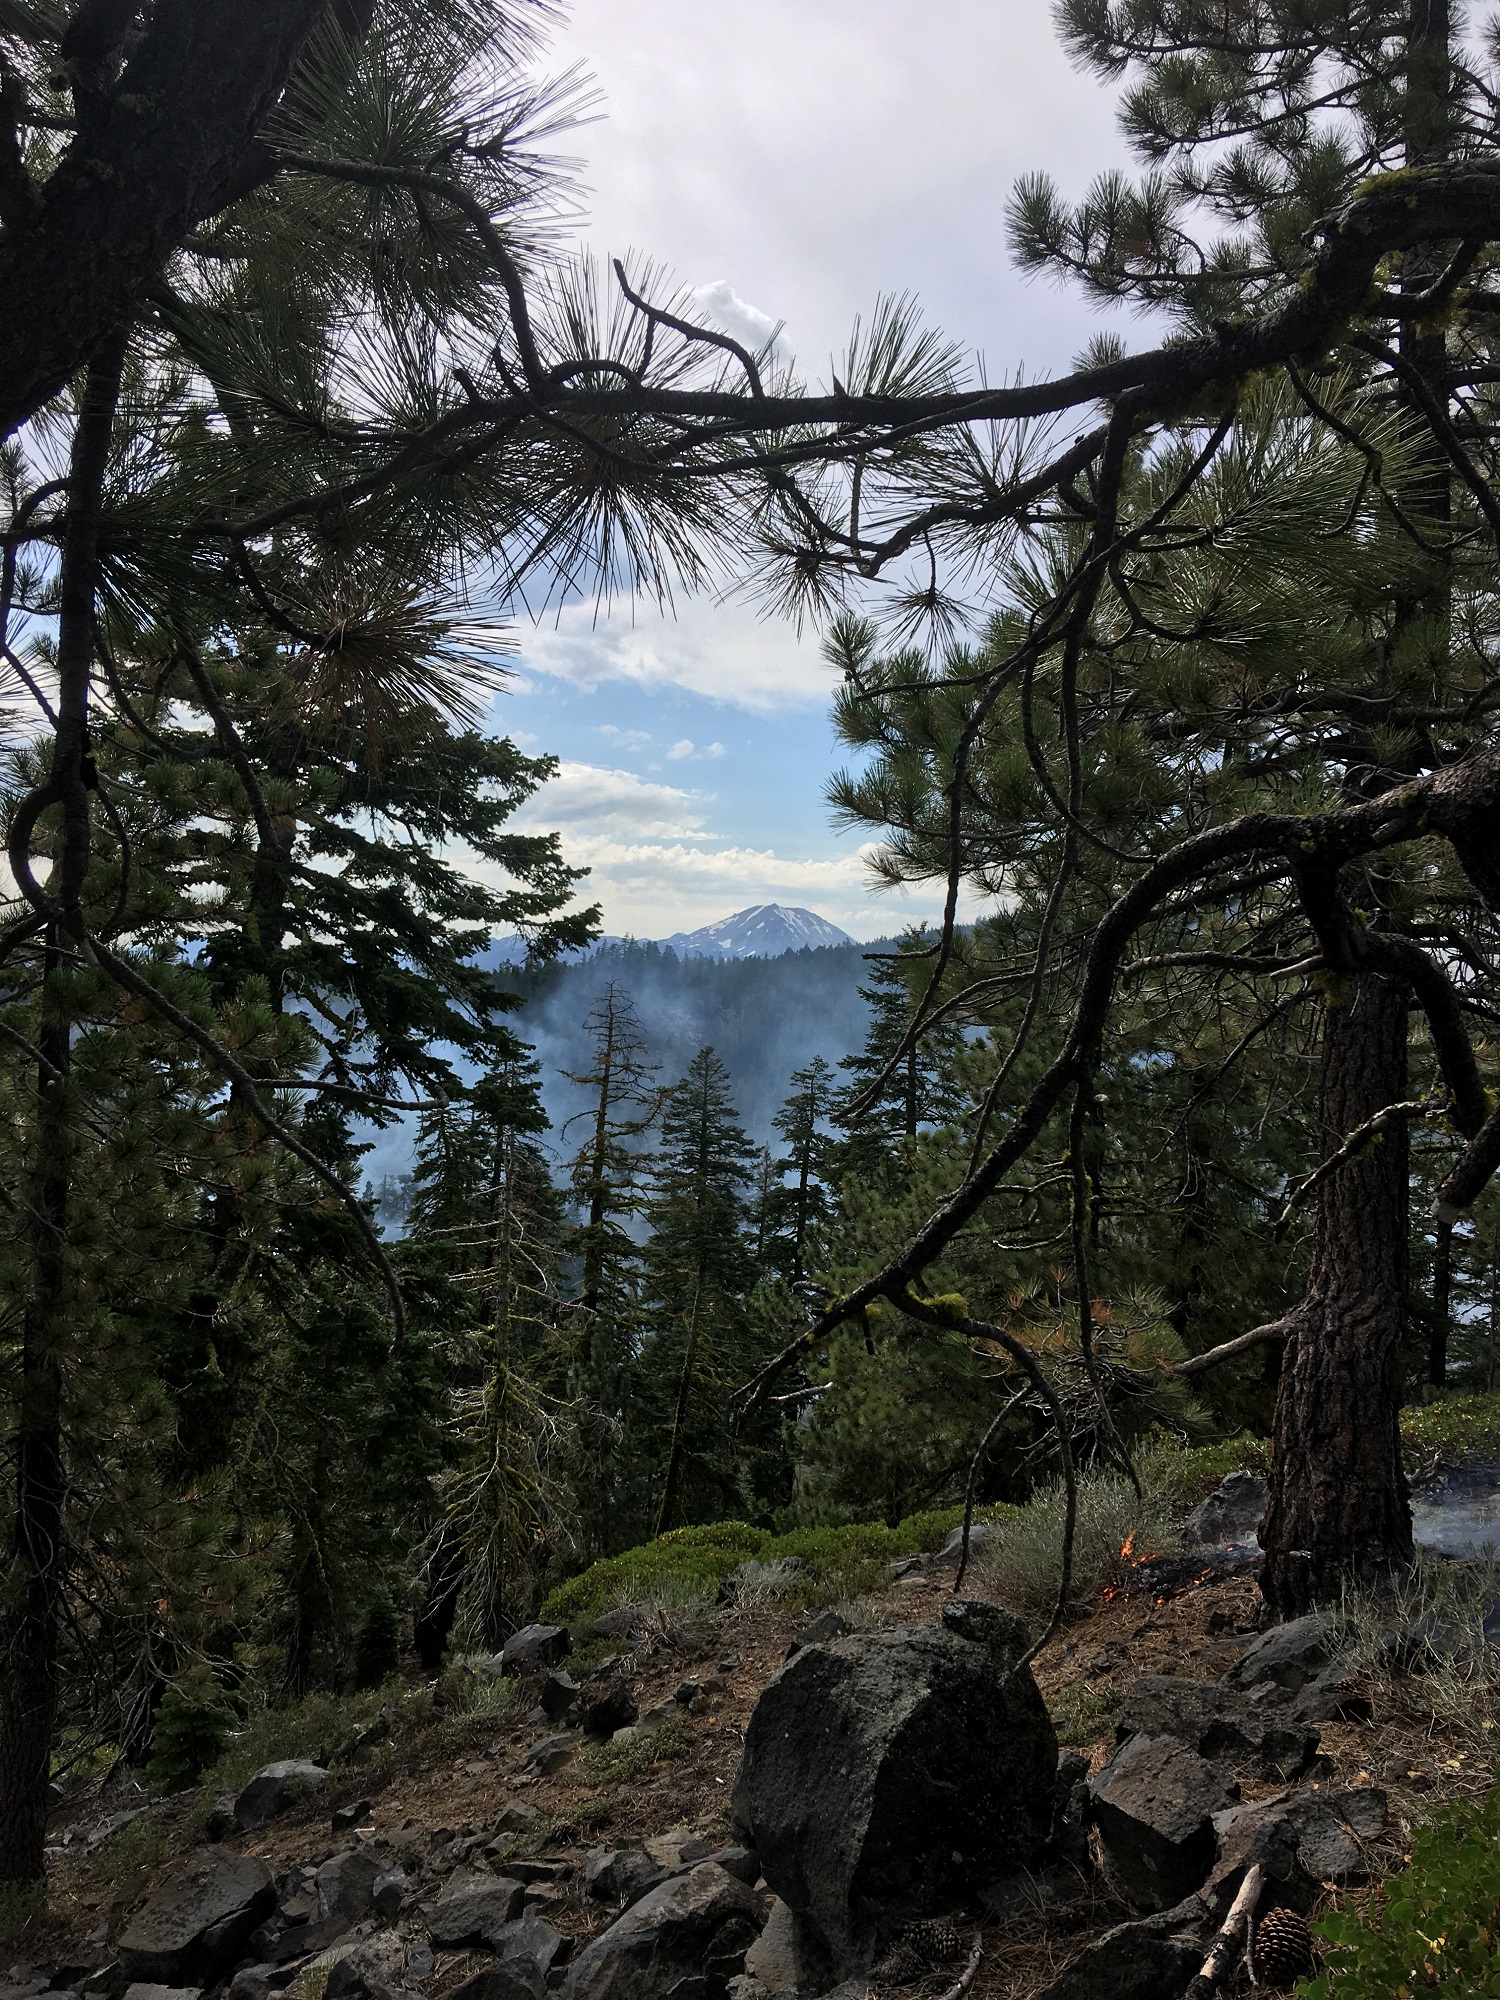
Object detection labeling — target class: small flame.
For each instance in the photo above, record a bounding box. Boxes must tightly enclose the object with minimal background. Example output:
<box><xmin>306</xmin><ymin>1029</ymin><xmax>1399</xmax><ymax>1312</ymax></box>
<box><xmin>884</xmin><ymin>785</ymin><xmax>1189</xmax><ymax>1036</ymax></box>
<box><xmin>1120</xmin><ymin>1532</ymin><xmax>1136</xmax><ymax>1560</ymax></box>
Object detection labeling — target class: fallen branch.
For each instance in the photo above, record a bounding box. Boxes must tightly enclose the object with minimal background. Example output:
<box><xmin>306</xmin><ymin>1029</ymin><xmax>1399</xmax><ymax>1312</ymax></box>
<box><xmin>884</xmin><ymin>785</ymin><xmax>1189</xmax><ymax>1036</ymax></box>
<box><xmin>1182</xmin><ymin>1862</ymin><xmax>1265</xmax><ymax>2000</ymax></box>
<box><xmin>937</xmin><ymin>1936</ymin><xmax>983</xmax><ymax>2000</ymax></box>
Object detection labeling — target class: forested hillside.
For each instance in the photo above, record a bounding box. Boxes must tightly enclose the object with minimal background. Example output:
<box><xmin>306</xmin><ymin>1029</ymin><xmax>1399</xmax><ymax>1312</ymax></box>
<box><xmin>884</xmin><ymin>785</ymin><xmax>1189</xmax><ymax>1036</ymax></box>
<box><xmin>10</xmin><ymin>0</ymin><xmax>1500</xmax><ymax>1951</ymax></box>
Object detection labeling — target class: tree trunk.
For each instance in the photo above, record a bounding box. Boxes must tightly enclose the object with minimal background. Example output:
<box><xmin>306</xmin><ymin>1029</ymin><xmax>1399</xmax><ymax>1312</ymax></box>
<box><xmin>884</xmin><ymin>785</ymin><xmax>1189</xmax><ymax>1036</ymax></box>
<box><xmin>0</xmin><ymin>334</ymin><xmax>124</xmax><ymax>1883</ymax></box>
<box><xmin>1260</xmin><ymin>971</ymin><xmax>1414</xmax><ymax>1616</ymax></box>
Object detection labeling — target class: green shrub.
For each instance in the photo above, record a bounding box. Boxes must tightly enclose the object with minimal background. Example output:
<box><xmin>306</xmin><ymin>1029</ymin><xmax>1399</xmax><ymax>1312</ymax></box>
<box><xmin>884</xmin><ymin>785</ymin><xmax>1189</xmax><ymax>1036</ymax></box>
<box><xmin>970</xmin><ymin>1470</ymin><xmax>1181</xmax><ymax>1619</ymax></box>
<box><xmin>1399</xmin><ymin>1392</ymin><xmax>1500</xmax><ymax>1467</ymax></box>
<box><xmin>1300</xmin><ymin>1785</ymin><xmax>1500</xmax><ymax>2000</ymax></box>
<box><xmin>541</xmin><ymin>1504</ymin><xmax>1018</xmax><ymax>1627</ymax></box>
<box><xmin>579</xmin><ymin>1715</ymin><xmax>692</xmax><ymax>1786</ymax></box>
<box><xmin>146</xmin><ymin>1665</ymin><xmax>238</xmax><ymax>1792</ymax></box>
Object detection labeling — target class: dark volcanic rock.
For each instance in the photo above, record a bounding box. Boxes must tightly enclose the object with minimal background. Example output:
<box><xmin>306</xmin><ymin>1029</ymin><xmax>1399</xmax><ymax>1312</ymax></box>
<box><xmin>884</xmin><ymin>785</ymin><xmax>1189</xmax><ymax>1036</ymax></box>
<box><xmin>562</xmin><ymin>1863</ymin><xmax>762</xmax><ymax>2000</ymax></box>
<box><xmin>423</xmin><ymin>1874</ymin><xmax>527</xmax><ymax>1947</ymax></box>
<box><xmin>732</xmin><ymin>1599</ymin><xmax>1057</xmax><ymax>1973</ymax></box>
<box><xmin>1182</xmin><ymin>1472</ymin><xmax>1266</xmax><ymax>1547</ymax></box>
<box><xmin>500</xmin><ymin>1624</ymin><xmax>571</xmax><ymax>1673</ymax></box>
<box><xmin>581</xmin><ymin>1685</ymin><xmax>637</xmax><ymax>1739</ymax></box>
<box><xmin>583</xmin><ymin>1846</ymin><xmax>668</xmax><ymax>1908</ymax></box>
<box><xmin>1033</xmin><ymin>1908</ymin><xmax>1205</xmax><ymax>2000</ymax></box>
<box><xmin>233</xmin><ymin>1762</ymin><xmax>330</xmax><ymax>1832</ymax></box>
<box><xmin>118</xmin><ymin>1851</ymin><xmax>276</xmax><ymax>1985</ymax></box>
<box><xmin>1228</xmin><ymin>1615</ymin><xmax>1329</xmax><ymax>1694</ymax></box>
<box><xmin>1089</xmin><ymin>1734</ymin><xmax>1238</xmax><ymax>1911</ymax></box>
<box><xmin>315</xmin><ymin>1850</ymin><xmax>381</xmax><ymax>1923</ymax></box>
<box><xmin>1116</xmin><ymin>1675</ymin><xmax>1318</xmax><ymax>1780</ymax></box>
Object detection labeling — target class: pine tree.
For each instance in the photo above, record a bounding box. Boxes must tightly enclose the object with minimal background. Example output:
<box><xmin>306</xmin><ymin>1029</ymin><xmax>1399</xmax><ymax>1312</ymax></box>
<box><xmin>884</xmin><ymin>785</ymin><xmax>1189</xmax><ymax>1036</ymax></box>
<box><xmin>641</xmin><ymin>1049</ymin><xmax>760</xmax><ymax>1532</ymax></box>
<box><xmin>765</xmin><ymin>1058</ymin><xmax>838</xmax><ymax>1282</ymax></box>
<box><xmin>405</xmin><ymin>1056</ymin><xmax>564</xmax><ymax>1654</ymax></box>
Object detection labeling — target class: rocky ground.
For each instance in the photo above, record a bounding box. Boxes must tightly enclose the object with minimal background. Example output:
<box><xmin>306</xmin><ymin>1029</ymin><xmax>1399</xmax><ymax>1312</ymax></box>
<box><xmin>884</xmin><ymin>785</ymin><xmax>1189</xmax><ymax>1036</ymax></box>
<box><xmin>8</xmin><ymin>1500</ymin><xmax>1497</xmax><ymax>2000</ymax></box>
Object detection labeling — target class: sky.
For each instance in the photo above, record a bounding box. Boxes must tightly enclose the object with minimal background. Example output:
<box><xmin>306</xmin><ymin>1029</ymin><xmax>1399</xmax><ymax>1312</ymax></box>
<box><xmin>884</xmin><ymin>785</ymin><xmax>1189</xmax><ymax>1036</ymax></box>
<box><xmin>484</xmin><ymin>1</ymin><xmax>1144</xmax><ymax>940</ymax></box>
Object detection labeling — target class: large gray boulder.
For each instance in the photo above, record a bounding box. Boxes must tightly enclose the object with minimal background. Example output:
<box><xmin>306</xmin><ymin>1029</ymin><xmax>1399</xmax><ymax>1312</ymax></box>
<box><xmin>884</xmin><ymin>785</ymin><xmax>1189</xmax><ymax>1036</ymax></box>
<box><xmin>1115</xmin><ymin>1675</ymin><xmax>1317</xmax><ymax>1781</ymax></box>
<box><xmin>233</xmin><ymin>1761</ymin><xmax>330</xmax><ymax>1832</ymax></box>
<box><xmin>316</xmin><ymin>1849</ymin><xmax>382</xmax><ymax>1924</ymax></box>
<box><xmin>731</xmin><ymin>1599</ymin><xmax>1057</xmax><ymax>1974</ymax></box>
<box><xmin>1033</xmin><ymin>1908</ymin><xmax>1205</xmax><ymax>2000</ymax></box>
<box><xmin>1182</xmin><ymin>1472</ymin><xmax>1266</xmax><ymax>1547</ymax></box>
<box><xmin>1228</xmin><ymin>1615</ymin><xmax>1329</xmax><ymax>1694</ymax></box>
<box><xmin>562</xmin><ymin>1862</ymin><xmax>763</xmax><ymax>2000</ymax></box>
<box><xmin>118</xmin><ymin>1850</ymin><xmax>276</xmax><ymax>1985</ymax></box>
<box><xmin>501</xmin><ymin>1624</ymin><xmax>571</xmax><ymax>1673</ymax></box>
<box><xmin>423</xmin><ymin>1873</ymin><xmax>527</xmax><ymax>1947</ymax></box>
<box><xmin>1089</xmin><ymin>1734</ymin><xmax>1238</xmax><ymax>1911</ymax></box>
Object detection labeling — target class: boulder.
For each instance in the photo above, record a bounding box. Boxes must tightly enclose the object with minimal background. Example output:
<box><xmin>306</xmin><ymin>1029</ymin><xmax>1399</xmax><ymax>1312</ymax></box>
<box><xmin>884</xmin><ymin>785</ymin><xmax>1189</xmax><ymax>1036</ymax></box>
<box><xmin>1182</xmin><ymin>1472</ymin><xmax>1267</xmax><ymax>1548</ymax></box>
<box><xmin>1115</xmin><ymin>1675</ymin><xmax>1318</xmax><ymax>1780</ymax></box>
<box><xmin>732</xmin><ymin>1599</ymin><xmax>1057</xmax><ymax>1972</ymax></box>
<box><xmin>1228</xmin><ymin>1615</ymin><xmax>1329</xmax><ymax>1694</ymax></box>
<box><xmin>266</xmin><ymin>1919</ymin><xmax>350</xmax><ymax>1966</ymax></box>
<box><xmin>1089</xmin><ymin>1734</ymin><xmax>1238</xmax><ymax>1911</ymax></box>
<box><xmin>316</xmin><ymin>1849</ymin><xmax>382</xmax><ymax>1924</ymax></box>
<box><xmin>1208</xmin><ymin>1787</ymin><xmax>1387</xmax><ymax>1906</ymax></box>
<box><xmin>784</xmin><ymin>1611</ymin><xmax>849</xmax><ymax>1658</ymax></box>
<box><xmin>561</xmin><ymin>1862</ymin><xmax>763</xmax><ymax>2000</ymax></box>
<box><xmin>122</xmin><ymin>1987</ymin><xmax>204</xmax><ymax>2000</ymax></box>
<box><xmin>118</xmin><ymin>1851</ymin><xmax>276</xmax><ymax>1985</ymax></box>
<box><xmin>933</xmin><ymin>1521</ymin><xmax>1001</xmax><ymax>1565</ymax></box>
<box><xmin>500</xmin><ymin>1624</ymin><xmax>571</xmax><ymax>1673</ymax></box>
<box><xmin>331</xmin><ymin>1802</ymin><xmax>373</xmax><ymax>1834</ymax></box>
<box><xmin>1293</xmin><ymin>1664</ymin><xmax>1373</xmax><ymax>1725</ymax></box>
<box><xmin>493</xmin><ymin>1801</ymin><xmax>543</xmax><ymax>1839</ymax></box>
<box><xmin>324</xmin><ymin>1939</ymin><xmax>409</xmax><ymax>2000</ymax></box>
<box><xmin>226</xmin><ymin>1970</ymin><xmax>288</xmax><ymax>2000</ymax></box>
<box><xmin>741</xmin><ymin>1899</ymin><xmax>799</xmax><ymax>1995</ymax></box>
<box><xmin>583</xmin><ymin>1846</ymin><xmax>668</xmax><ymax>1907</ymax></box>
<box><xmin>540</xmin><ymin>1672</ymin><xmax>581</xmax><ymax>1726</ymax></box>
<box><xmin>233</xmin><ymin>1762</ymin><xmax>330</xmax><ymax>1832</ymax></box>
<box><xmin>423</xmin><ymin>1873</ymin><xmax>527</xmax><ymax>1948</ymax></box>
<box><xmin>582</xmin><ymin>1685</ymin><xmax>637</xmax><ymax>1739</ymax></box>
<box><xmin>517</xmin><ymin>1730</ymin><xmax>576</xmax><ymax>1774</ymax></box>
<box><xmin>1032</xmin><ymin>1908</ymin><xmax>1205</xmax><ymax>2000</ymax></box>
<box><xmin>371</xmin><ymin>1869</ymin><xmax>406</xmax><ymax>1920</ymax></box>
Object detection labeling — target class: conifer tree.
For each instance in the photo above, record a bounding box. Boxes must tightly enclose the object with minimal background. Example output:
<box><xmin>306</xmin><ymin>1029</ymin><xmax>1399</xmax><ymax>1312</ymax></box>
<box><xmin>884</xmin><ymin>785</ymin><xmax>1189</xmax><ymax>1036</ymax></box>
<box><xmin>766</xmin><ymin>1057</ymin><xmax>837</xmax><ymax>1281</ymax></box>
<box><xmin>642</xmin><ymin>1049</ymin><xmax>760</xmax><ymax>1532</ymax></box>
<box><xmin>408</xmin><ymin>1057</ymin><xmax>565</xmax><ymax>1651</ymax></box>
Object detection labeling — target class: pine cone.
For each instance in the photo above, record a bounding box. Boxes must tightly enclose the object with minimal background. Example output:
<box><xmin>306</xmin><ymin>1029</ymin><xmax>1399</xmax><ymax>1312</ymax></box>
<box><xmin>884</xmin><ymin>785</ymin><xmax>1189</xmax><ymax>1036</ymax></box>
<box><xmin>1255</xmin><ymin>1906</ymin><xmax>1314</xmax><ymax>1986</ymax></box>
<box><xmin>901</xmin><ymin>1919</ymin><xmax>963</xmax><ymax>1965</ymax></box>
<box><xmin>870</xmin><ymin>1940</ymin><xmax>926</xmax><ymax>1988</ymax></box>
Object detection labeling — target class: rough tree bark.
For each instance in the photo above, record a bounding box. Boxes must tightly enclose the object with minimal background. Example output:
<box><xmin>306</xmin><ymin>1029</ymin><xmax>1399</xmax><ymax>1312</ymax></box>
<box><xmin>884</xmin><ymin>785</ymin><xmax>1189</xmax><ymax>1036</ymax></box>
<box><xmin>1260</xmin><ymin>0</ymin><xmax>1451</xmax><ymax>1617</ymax></box>
<box><xmin>1261</xmin><ymin>970</ymin><xmax>1415</xmax><ymax>1615</ymax></box>
<box><xmin>0</xmin><ymin>333</ymin><xmax>126</xmax><ymax>1883</ymax></box>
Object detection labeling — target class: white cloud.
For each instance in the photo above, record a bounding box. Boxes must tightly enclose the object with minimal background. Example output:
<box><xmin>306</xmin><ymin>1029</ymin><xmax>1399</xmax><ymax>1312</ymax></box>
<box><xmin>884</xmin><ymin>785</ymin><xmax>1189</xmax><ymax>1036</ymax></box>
<box><xmin>598</xmin><ymin>724</ymin><xmax>653</xmax><ymax>751</ymax></box>
<box><xmin>517</xmin><ymin>593</ymin><xmax>833</xmax><ymax>714</ymax></box>
<box><xmin>705</xmin><ymin>741</ymin><xmax>725</xmax><ymax>757</ymax></box>
<box><xmin>667</xmin><ymin>738</ymin><xmax>695</xmax><ymax>759</ymax></box>
<box><xmin>688</xmin><ymin>279</ymin><xmax>781</xmax><ymax>357</ymax></box>
<box><xmin>512</xmin><ymin>761</ymin><xmax>710</xmax><ymax>840</ymax></box>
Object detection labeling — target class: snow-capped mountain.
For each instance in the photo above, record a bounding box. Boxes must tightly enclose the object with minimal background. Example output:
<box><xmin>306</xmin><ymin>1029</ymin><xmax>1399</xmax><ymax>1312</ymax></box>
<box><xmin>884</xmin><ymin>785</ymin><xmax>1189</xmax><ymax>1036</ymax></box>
<box><xmin>483</xmin><ymin>904</ymin><xmax>857</xmax><ymax>966</ymax></box>
<box><xmin>659</xmin><ymin>904</ymin><xmax>855</xmax><ymax>959</ymax></box>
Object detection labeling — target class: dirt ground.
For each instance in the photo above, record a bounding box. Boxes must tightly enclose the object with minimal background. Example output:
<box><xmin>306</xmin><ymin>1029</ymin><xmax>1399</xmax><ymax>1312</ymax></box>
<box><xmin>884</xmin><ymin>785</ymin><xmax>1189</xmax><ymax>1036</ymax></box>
<box><xmin>23</xmin><ymin>1561</ymin><xmax>1495</xmax><ymax>2000</ymax></box>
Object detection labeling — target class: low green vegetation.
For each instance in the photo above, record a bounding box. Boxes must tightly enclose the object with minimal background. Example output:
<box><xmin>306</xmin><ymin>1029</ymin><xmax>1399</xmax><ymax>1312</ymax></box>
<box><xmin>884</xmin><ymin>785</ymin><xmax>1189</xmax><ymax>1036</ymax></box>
<box><xmin>1301</xmin><ymin>1785</ymin><xmax>1500</xmax><ymax>2000</ymax></box>
<box><xmin>541</xmin><ymin>1506</ymin><xmax>1018</xmax><ymax>1626</ymax></box>
<box><xmin>579</xmin><ymin>1715</ymin><xmax>693</xmax><ymax>1787</ymax></box>
<box><xmin>1400</xmin><ymin>1392</ymin><xmax>1500</xmax><ymax>1467</ymax></box>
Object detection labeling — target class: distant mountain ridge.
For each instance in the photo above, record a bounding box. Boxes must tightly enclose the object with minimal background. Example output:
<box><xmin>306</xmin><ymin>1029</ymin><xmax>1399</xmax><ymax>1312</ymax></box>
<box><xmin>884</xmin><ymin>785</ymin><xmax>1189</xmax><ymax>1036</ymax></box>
<box><xmin>660</xmin><ymin>903</ymin><xmax>855</xmax><ymax>959</ymax></box>
<box><xmin>484</xmin><ymin>903</ymin><xmax>856</xmax><ymax>966</ymax></box>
